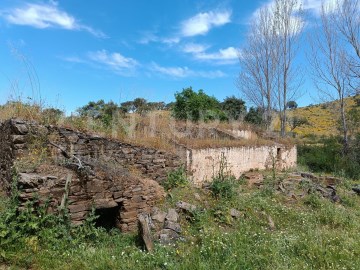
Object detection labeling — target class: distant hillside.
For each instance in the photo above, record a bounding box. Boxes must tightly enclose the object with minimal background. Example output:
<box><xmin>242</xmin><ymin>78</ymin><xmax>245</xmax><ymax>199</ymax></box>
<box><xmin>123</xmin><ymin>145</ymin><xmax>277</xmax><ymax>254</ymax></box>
<box><xmin>279</xmin><ymin>96</ymin><xmax>359</xmax><ymax>137</ymax></box>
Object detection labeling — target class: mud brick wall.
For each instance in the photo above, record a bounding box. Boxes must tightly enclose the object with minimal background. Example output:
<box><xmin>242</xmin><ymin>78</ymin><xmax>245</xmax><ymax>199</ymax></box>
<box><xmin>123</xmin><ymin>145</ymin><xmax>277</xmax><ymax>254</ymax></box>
<box><xmin>0</xmin><ymin>119</ymin><xmax>181</xmax><ymax>232</ymax></box>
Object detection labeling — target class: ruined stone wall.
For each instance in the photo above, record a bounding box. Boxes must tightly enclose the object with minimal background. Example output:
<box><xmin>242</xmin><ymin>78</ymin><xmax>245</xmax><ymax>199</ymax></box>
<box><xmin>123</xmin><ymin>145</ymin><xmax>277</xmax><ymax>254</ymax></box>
<box><xmin>0</xmin><ymin>119</ymin><xmax>181</xmax><ymax>232</ymax></box>
<box><xmin>0</xmin><ymin>119</ymin><xmax>28</xmax><ymax>191</ymax></box>
<box><xmin>16</xmin><ymin>166</ymin><xmax>165</xmax><ymax>232</ymax></box>
<box><xmin>184</xmin><ymin>145</ymin><xmax>297</xmax><ymax>186</ymax></box>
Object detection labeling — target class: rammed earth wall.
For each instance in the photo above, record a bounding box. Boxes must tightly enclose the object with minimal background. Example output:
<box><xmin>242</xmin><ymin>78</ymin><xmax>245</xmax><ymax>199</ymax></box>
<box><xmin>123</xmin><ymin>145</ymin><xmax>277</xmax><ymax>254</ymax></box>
<box><xmin>179</xmin><ymin>145</ymin><xmax>297</xmax><ymax>186</ymax></box>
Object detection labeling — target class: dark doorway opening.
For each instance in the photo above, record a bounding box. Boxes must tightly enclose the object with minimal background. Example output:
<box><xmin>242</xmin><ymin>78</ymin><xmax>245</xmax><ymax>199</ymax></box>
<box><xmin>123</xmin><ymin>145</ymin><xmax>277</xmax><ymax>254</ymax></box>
<box><xmin>94</xmin><ymin>207</ymin><xmax>119</xmax><ymax>231</ymax></box>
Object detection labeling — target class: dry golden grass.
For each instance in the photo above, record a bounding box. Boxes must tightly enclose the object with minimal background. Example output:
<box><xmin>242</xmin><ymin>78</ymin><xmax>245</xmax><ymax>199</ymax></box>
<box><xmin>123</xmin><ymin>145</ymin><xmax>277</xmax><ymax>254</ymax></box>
<box><xmin>0</xmin><ymin>102</ymin><xmax>43</xmax><ymax>122</ymax></box>
<box><xmin>176</xmin><ymin>138</ymin><xmax>273</xmax><ymax>149</ymax></box>
<box><xmin>0</xmin><ymin>101</ymin><xmax>293</xmax><ymax>151</ymax></box>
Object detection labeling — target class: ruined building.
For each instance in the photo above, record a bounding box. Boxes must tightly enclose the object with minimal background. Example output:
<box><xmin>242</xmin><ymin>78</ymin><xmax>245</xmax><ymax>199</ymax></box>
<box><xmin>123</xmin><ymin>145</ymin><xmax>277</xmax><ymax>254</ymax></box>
<box><xmin>0</xmin><ymin>119</ymin><xmax>296</xmax><ymax>232</ymax></box>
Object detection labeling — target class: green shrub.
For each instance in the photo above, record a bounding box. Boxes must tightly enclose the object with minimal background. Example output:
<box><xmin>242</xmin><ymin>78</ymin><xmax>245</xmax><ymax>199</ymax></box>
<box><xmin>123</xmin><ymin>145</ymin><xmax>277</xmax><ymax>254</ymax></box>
<box><xmin>212</xmin><ymin>204</ymin><xmax>233</xmax><ymax>224</ymax></box>
<box><xmin>209</xmin><ymin>154</ymin><xmax>237</xmax><ymax>200</ymax></box>
<box><xmin>298</xmin><ymin>136</ymin><xmax>342</xmax><ymax>173</ymax></box>
<box><xmin>298</xmin><ymin>135</ymin><xmax>360</xmax><ymax>179</ymax></box>
<box><xmin>210</xmin><ymin>176</ymin><xmax>236</xmax><ymax>200</ymax></box>
<box><xmin>162</xmin><ymin>166</ymin><xmax>188</xmax><ymax>190</ymax></box>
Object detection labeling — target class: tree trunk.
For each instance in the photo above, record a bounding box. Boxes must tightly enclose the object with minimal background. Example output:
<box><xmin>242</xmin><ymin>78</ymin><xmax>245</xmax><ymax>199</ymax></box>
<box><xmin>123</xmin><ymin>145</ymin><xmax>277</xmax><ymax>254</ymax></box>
<box><xmin>340</xmin><ymin>100</ymin><xmax>349</xmax><ymax>154</ymax></box>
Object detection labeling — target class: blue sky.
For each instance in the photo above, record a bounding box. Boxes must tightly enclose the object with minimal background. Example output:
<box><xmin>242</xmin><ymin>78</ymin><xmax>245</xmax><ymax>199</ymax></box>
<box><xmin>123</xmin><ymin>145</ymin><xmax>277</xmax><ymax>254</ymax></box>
<box><xmin>0</xmin><ymin>0</ymin><xmax>328</xmax><ymax>113</ymax></box>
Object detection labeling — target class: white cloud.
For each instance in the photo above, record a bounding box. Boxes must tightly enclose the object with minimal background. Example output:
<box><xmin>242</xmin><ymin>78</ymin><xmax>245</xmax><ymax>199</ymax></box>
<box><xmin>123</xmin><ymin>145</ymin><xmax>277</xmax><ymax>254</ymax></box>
<box><xmin>1</xmin><ymin>2</ymin><xmax>106</xmax><ymax>38</ymax></box>
<box><xmin>181</xmin><ymin>10</ymin><xmax>231</xmax><ymax>37</ymax></box>
<box><xmin>138</xmin><ymin>9</ymin><xmax>231</xmax><ymax>45</ymax></box>
<box><xmin>182</xmin><ymin>44</ymin><xmax>239</xmax><ymax>64</ymax></box>
<box><xmin>161</xmin><ymin>37</ymin><xmax>181</xmax><ymax>45</ymax></box>
<box><xmin>88</xmin><ymin>50</ymin><xmax>138</xmax><ymax>71</ymax></box>
<box><xmin>138</xmin><ymin>32</ymin><xmax>180</xmax><ymax>45</ymax></box>
<box><xmin>182</xmin><ymin>43</ymin><xmax>209</xmax><ymax>53</ymax></box>
<box><xmin>138</xmin><ymin>32</ymin><xmax>159</xmax><ymax>44</ymax></box>
<box><xmin>63</xmin><ymin>50</ymin><xmax>138</xmax><ymax>76</ymax></box>
<box><xmin>151</xmin><ymin>63</ymin><xmax>226</xmax><ymax>78</ymax></box>
<box><xmin>195</xmin><ymin>47</ymin><xmax>238</xmax><ymax>61</ymax></box>
<box><xmin>61</xmin><ymin>56</ymin><xmax>86</xmax><ymax>64</ymax></box>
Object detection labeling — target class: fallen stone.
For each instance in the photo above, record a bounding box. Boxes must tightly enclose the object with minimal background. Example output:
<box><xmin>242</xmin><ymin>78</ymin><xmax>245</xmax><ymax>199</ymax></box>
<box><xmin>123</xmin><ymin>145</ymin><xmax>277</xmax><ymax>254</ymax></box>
<box><xmin>176</xmin><ymin>201</ymin><xmax>197</xmax><ymax>213</ymax></box>
<box><xmin>230</xmin><ymin>208</ymin><xmax>242</xmax><ymax>218</ymax></box>
<box><xmin>164</xmin><ymin>220</ymin><xmax>181</xmax><ymax>233</ymax></box>
<box><xmin>268</xmin><ymin>215</ymin><xmax>275</xmax><ymax>231</ymax></box>
<box><xmin>194</xmin><ymin>193</ymin><xmax>201</xmax><ymax>201</ymax></box>
<box><xmin>165</xmin><ymin>208</ymin><xmax>179</xmax><ymax>223</ymax></box>
<box><xmin>151</xmin><ymin>207</ymin><xmax>167</xmax><ymax>224</ymax></box>
<box><xmin>138</xmin><ymin>213</ymin><xmax>154</xmax><ymax>252</ymax></box>
<box><xmin>244</xmin><ymin>173</ymin><xmax>264</xmax><ymax>187</ymax></box>
<box><xmin>158</xmin><ymin>229</ymin><xmax>180</xmax><ymax>245</ymax></box>
<box><xmin>301</xmin><ymin>172</ymin><xmax>319</xmax><ymax>181</ymax></box>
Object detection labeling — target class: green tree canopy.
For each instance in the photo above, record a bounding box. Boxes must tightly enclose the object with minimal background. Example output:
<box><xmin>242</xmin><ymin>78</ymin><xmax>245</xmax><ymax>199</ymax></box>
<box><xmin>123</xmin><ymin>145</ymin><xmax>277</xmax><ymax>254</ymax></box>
<box><xmin>244</xmin><ymin>107</ymin><xmax>264</xmax><ymax>125</ymax></box>
<box><xmin>172</xmin><ymin>87</ymin><xmax>227</xmax><ymax>122</ymax></box>
<box><xmin>221</xmin><ymin>96</ymin><xmax>247</xmax><ymax>120</ymax></box>
<box><xmin>77</xmin><ymin>100</ymin><xmax>119</xmax><ymax>126</ymax></box>
<box><xmin>286</xmin><ymin>101</ymin><xmax>298</xmax><ymax>109</ymax></box>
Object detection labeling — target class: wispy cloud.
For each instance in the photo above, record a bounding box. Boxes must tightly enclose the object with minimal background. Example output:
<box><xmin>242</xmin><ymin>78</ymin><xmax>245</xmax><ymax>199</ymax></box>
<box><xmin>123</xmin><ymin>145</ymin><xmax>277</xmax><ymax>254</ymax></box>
<box><xmin>61</xmin><ymin>56</ymin><xmax>87</xmax><ymax>64</ymax></box>
<box><xmin>87</xmin><ymin>50</ymin><xmax>138</xmax><ymax>74</ymax></box>
<box><xmin>138</xmin><ymin>31</ymin><xmax>180</xmax><ymax>45</ymax></box>
<box><xmin>138</xmin><ymin>9</ymin><xmax>231</xmax><ymax>45</ymax></box>
<box><xmin>150</xmin><ymin>63</ymin><xmax>226</xmax><ymax>79</ymax></box>
<box><xmin>62</xmin><ymin>50</ymin><xmax>138</xmax><ymax>76</ymax></box>
<box><xmin>1</xmin><ymin>2</ymin><xmax>106</xmax><ymax>38</ymax></box>
<box><xmin>182</xmin><ymin>43</ymin><xmax>209</xmax><ymax>53</ymax></box>
<box><xmin>181</xmin><ymin>10</ymin><xmax>231</xmax><ymax>37</ymax></box>
<box><xmin>195</xmin><ymin>47</ymin><xmax>238</xmax><ymax>62</ymax></box>
<box><xmin>182</xmin><ymin>43</ymin><xmax>239</xmax><ymax>64</ymax></box>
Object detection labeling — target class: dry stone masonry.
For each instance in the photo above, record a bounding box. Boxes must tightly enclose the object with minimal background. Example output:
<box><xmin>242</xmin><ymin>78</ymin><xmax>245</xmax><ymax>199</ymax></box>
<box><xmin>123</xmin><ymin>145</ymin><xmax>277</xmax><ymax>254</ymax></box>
<box><xmin>0</xmin><ymin>119</ymin><xmax>182</xmax><ymax>232</ymax></box>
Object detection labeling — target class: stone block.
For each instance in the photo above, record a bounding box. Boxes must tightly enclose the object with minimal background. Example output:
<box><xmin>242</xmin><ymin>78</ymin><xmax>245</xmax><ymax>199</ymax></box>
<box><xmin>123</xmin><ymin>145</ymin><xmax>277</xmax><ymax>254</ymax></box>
<box><xmin>164</xmin><ymin>220</ymin><xmax>181</xmax><ymax>233</ymax></box>
<box><xmin>94</xmin><ymin>199</ymin><xmax>118</xmax><ymax>209</ymax></box>
<box><xmin>165</xmin><ymin>208</ymin><xmax>179</xmax><ymax>223</ymax></box>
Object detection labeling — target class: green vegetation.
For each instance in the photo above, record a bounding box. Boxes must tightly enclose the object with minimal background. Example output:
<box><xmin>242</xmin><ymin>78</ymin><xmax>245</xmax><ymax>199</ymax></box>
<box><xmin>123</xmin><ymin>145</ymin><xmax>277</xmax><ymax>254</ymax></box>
<box><xmin>162</xmin><ymin>167</ymin><xmax>189</xmax><ymax>190</ymax></box>
<box><xmin>2</xmin><ymin>168</ymin><xmax>360</xmax><ymax>269</ymax></box>
<box><xmin>298</xmin><ymin>135</ymin><xmax>360</xmax><ymax>179</ymax></box>
<box><xmin>286</xmin><ymin>101</ymin><xmax>298</xmax><ymax>109</ymax></box>
<box><xmin>244</xmin><ymin>107</ymin><xmax>264</xmax><ymax>125</ymax></box>
<box><xmin>210</xmin><ymin>154</ymin><xmax>238</xmax><ymax>200</ymax></box>
<box><xmin>221</xmin><ymin>96</ymin><xmax>246</xmax><ymax>120</ymax></box>
<box><xmin>172</xmin><ymin>87</ymin><xmax>227</xmax><ymax>122</ymax></box>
